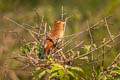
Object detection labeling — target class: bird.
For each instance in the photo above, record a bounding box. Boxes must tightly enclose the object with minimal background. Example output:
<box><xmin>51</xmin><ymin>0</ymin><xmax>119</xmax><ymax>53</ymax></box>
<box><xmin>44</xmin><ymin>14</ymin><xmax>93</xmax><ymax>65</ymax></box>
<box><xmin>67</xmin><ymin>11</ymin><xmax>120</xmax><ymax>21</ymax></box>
<box><xmin>44</xmin><ymin>20</ymin><xmax>65</xmax><ymax>54</ymax></box>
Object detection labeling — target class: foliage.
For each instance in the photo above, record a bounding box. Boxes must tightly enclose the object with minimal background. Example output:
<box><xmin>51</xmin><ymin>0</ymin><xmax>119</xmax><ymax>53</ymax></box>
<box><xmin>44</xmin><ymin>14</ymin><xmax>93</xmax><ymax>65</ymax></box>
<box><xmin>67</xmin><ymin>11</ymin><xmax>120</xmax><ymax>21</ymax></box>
<box><xmin>32</xmin><ymin>59</ymin><xmax>83</xmax><ymax>80</ymax></box>
<box><xmin>20</xmin><ymin>42</ymin><xmax>42</xmax><ymax>57</ymax></box>
<box><xmin>96</xmin><ymin>63</ymin><xmax>120</xmax><ymax>80</ymax></box>
<box><xmin>20</xmin><ymin>42</ymin><xmax>84</xmax><ymax>80</ymax></box>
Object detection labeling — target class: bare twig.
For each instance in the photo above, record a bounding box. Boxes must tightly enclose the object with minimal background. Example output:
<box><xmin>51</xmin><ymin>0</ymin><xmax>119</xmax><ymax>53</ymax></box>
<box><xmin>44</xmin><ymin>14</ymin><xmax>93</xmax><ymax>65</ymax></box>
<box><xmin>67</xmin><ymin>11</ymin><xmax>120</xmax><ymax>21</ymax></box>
<box><xmin>68</xmin><ymin>32</ymin><xmax>120</xmax><ymax>61</ymax></box>
<box><xmin>26</xmin><ymin>54</ymin><xmax>37</xmax><ymax>67</ymax></box>
<box><xmin>61</xmin><ymin>6</ymin><xmax>64</xmax><ymax>20</ymax></box>
<box><xmin>101</xmin><ymin>43</ymin><xmax>105</xmax><ymax>67</ymax></box>
<box><xmin>40</xmin><ymin>16</ymin><xmax>44</xmax><ymax>30</ymax></box>
<box><xmin>64</xmin><ymin>41</ymin><xmax>84</xmax><ymax>54</ymax></box>
<box><xmin>104</xmin><ymin>18</ymin><xmax>113</xmax><ymax>40</ymax></box>
<box><xmin>22</xmin><ymin>23</ymin><xmax>35</xmax><ymax>29</ymax></box>
<box><xmin>78</xmin><ymin>40</ymin><xmax>120</xmax><ymax>66</ymax></box>
<box><xmin>4</xmin><ymin>17</ymin><xmax>41</xmax><ymax>35</ymax></box>
<box><xmin>7</xmin><ymin>64</ymin><xmax>29</xmax><ymax>70</ymax></box>
<box><xmin>2</xmin><ymin>32</ymin><xmax>7</xmax><ymax>56</ymax></box>
<box><xmin>103</xmin><ymin>52</ymin><xmax>120</xmax><ymax>75</ymax></box>
<box><xmin>107</xmin><ymin>52</ymin><xmax>120</xmax><ymax>70</ymax></box>
<box><xmin>40</xmin><ymin>23</ymin><xmax>47</xmax><ymax>58</ymax></box>
<box><xmin>64</xmin><ymin>16</ymin><xmax>72</xmax><ymax>35</ymax></box>
<box><xmin>56</xmin><ymin>41</ymin><xmax>84</xmax><ymax>63</ymax></box>
<box><xmin>34</xmin><ymin>8</ymin><xmax>41</xmax><ymax>28</ymax></box>
<box><xmin>3</xmin><ymin>31</ymin><xmax>26</xmax><ymax>43</ymax></box>
<box><xmin>87</xmin><ymin>21</ymin><xmax>96</xmax><ymax>80</ymax></box>
<box><xmin>37</xmin><ymin>16</ymin><xmax>44</xmax><ymax>42</ymax></box>
<box><xmin>64</xmin><ymin>16</ymin><xmax>111</xmax><ymax>38</ymax></box>
<box><xmin>28</xmin><ymin>30</ymin><xmax>40</xmax><ymax>44</ymax></box>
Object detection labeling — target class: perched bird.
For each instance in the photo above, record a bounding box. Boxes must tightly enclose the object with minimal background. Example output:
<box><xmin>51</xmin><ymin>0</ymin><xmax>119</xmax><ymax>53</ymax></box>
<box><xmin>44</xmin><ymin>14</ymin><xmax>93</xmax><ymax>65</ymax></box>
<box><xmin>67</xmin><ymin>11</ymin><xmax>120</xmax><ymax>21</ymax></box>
<box><xmin>44</xmin><ymin>20</ymin><xmax>65</xmax><ymax>54</ymax></box>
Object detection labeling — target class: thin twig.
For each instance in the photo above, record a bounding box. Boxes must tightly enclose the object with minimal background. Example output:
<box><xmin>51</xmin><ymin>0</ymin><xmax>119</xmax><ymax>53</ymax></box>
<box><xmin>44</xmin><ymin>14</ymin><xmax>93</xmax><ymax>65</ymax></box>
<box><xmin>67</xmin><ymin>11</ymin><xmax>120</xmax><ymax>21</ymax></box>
<box><xmin>61</xmin><ymin>6</ymin><xmax>64</xmax><ymax>20</ymax></box>
<box><xmin>40</xmin><ymin>16</ymin><xmax>44</xmax><ymax>31</ymax></box>
<box><xmin>4</xmin><ymin>17</ymin><xmax>41</xmax><ymax>35</ymax></box>
<box><xmin>102</xmin><ymin>43</ymin><xmax>105</xmax><ymax>66</ymax></box>
<box><xmin>78</xmin><ymin>39</ymin><xmax>120</xmax><ymax>66</ymax></box>
<box><xmin>3</xmin><ymin>31</ymin><xmax>26</xmax><ymax>43</ymax></box>
<box><xmin>28</xmin><ymin>30</ymin><xmax>40</xmax><ymax>43</ymax></box>
<box><xmin>107</xmin><ymin>52</ymin><xmax>120</xmax><ymax>70</ymax></box>
<box><xmin>64</xmin><ymin>41</ymin><xmax>84</xmax><ymax>54</ymax></box>
<box><xmin>87</xmin><ymin>21</ymin><xmax>96</xmax><ymax>80</ymax></box>
<box><xmin>34</xmin><ymin>8</ymin><xmax>41</xmax><ymax>28</ymax></box>
<box><xmin>41</xmin><ymin>23</ymin><xmax>47</xmax><ymax>58</ymax></box>
<box><xmin>22</xmin><ymin>23</ymin><xmax>35</xmax><ymax>29</ymax></box>
<box><xmin>103</xmin><ymin>52</ymin><xmax>120</xmax><ymax>75</ymax></box>
<box><xmin>61</xmin><ymin>6</ymin><xmax>65</xmax><ymax>46</ymax></box>
<box><xmin>104</xmin><ymin>18</ymin><xmax>113</xmax><ymax>41</ymax></box>
<box><xmin>54</xmin><ymin>34</ymin><xmax>78</xmax><ymax>54</ymax></box>
<box><xmin>68</xmin><ymin>32</ymin><xmax>120</xmax><ymax>61</ymax></box>
<box><xmin>64</xmin><ymin>16</ymin><xmax>111</xmax><ymax>38</ymax></box>
<box><xmin>64</xmin><ymin>16</ymin><xmax>72</xmax><ymax>35</ymax></box>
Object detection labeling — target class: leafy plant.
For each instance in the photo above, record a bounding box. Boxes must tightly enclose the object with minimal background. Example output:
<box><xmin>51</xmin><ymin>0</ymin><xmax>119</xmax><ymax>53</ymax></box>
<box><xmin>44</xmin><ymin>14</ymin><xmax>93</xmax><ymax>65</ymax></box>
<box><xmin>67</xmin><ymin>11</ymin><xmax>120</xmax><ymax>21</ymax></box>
<box><xmin>33</xmin><ymin>59</ymin><xmax>84</xmax><ymax>80</ymax></box>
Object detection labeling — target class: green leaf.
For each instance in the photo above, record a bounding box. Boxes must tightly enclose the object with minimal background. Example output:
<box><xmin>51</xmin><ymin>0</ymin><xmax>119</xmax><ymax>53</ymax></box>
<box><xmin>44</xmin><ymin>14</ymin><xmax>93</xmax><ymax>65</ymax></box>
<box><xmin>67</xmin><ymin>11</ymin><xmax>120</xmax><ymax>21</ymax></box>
<box><xmin>67</xmin><ymin>70</ymin><xmax>75</xmax><ymax>78</ymax></box>
<box><xmin>58</xmin><ymin>69</ymin><xmax>66</xmax><ymax>78</ymax></box>
<box><xmin>99</xmin><ymin>75</ymin><xmax>107</xmax><ymax>80</ymax></box>
<box><xmin>35</xmin><ymin>67</ymin><xmax>40</xmax><ymax>71</ymax></box>
<box><xmin>110</xmin><ymin>70</ymin><xmax>120</xmax><ymax>75</ymax></box>
<box><xmin>65</xmin><ymin>65</ymin><xmax>83</xmax><ymax>73</ymax></box>
<box><xmin>49</xmin><ymin>72</ymin><xmax>58</xmax><ymax>79</ymax></box>
<box><xmin>21</xmin><ymin>49</ymin><xmax>26</xmax><ymax>54</ymax></box>
<box><xmin>38</xmin><ymin>70</ymin><xmax>46</xmax><ymax>79</ymax></box>
<box><xmin>67</xmin><ymin>70</ymin><xmax>77</xmax><ymax>79</ymax></box>
<box><xmin>102</xmin><ymin>38</ymin><xmax>106</xmax><ymax>43</ymax></box>
<box><xmin>51</xmin><ymin>63</ymin><xmax>64</xmax><ymax>70</ymax></box>
<box><xmin>79</xmin><ymin>56</ymin><xmax>88</xmax><ymax>60</ymax></box>
<box><xmin>83</xmin><ymin>45</ymin><xmax>91</xmax><ymax>52</ymax></box>
<box><xmin>50</xmin><ymin>68</ymin><xmax>62</xmax><ymax>74</ymax></box>
<box><xmin>50</xmin><ymin>63</ymin><xmax>64</xmax><ymax>75</ymax></box>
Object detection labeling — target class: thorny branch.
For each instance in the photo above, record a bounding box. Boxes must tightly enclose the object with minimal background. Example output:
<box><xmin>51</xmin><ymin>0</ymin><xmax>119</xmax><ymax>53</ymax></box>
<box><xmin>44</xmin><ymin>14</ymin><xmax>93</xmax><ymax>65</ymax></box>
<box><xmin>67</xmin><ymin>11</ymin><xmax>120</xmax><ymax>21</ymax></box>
<box><xmin>68</xmin><ymin>32</ymin><xmax>120</xmax><ymax>61</ymax></box>
<box><xmin>4</xmin><ymin>17</ymin><xmax>42</xmax><ymax>35</ymax></box>
<box><xmin>104</xmin><ymin>18</ymin><xmax>113</xmax><ymax>41</ymax></box>
<box><xmin>107</xmin><ymin>52</ymin><xmax>120</xmax><ymax>71</ymax></box>
<box><xmin>41</xmin><ymin>23</ymin><xmax>47</xmax><ymax>58</ymax></box>
<box><xmin>87</xmin><ymin>21</ymin><xmax>96</xmax><ymax>79</ymax></box>
<box><xmin>64</xmin><ymin>16</ymin><xmax>112</xmax><ymax>38</ymax></box>
<box><xmin>78</xmin><ymin>39</ymin><xmax>120</xmax><ymax>66</ymax></box>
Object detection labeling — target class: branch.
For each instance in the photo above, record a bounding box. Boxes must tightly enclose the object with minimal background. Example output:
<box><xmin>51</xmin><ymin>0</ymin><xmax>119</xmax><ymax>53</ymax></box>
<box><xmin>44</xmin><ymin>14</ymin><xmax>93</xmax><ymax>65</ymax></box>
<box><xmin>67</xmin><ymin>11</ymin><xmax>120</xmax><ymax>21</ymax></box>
<box><xmin>64</xmin><ymin>41</ymin><xmax>84</xmax><ymax>54</ymax></box>
<box><xmin>87</xmin><ymin>21</ymin><xmax>96</xmax><ymax>79</ymax></box>
<box><xmin>40</xmin><ymin>23</ymin><xmax>47</xmax><ymax>58</ymax></box>
<box><xmin>104</xmin><ymin>18</ymin><xmax>113</xmax><ymax>41</ymax></box>
<box><xmin>69</xmin><ymin>32</ymin><xmax>120</xmax><ymax>61</ymax></box>
<box><xmin>64</xmin><ymin>16</ymin><xmax>111</xmax><ymax>38</ymax></box>
<box><xmin>4</xmin><ymin>17</ymin><xmax>42</xmax><ymax>35</ymax></box>
<box><xmin>107</xmin><ymin>52</ymin><xmax>120</xmax><ymax>70</ymax></box>
<box><xmin>28</xmin><ymin>30</ymin><xmax>40</xmax><ymax>44</ymax></box>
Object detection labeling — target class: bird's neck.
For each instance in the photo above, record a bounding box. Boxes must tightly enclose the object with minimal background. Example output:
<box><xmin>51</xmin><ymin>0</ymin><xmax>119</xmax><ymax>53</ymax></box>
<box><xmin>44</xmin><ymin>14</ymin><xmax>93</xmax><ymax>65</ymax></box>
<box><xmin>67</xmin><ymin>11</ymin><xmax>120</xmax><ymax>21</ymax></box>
<box><xmin>54</xmin><ymin>24</ymin><xmax>63</xmax><ymax>30</ymax></box>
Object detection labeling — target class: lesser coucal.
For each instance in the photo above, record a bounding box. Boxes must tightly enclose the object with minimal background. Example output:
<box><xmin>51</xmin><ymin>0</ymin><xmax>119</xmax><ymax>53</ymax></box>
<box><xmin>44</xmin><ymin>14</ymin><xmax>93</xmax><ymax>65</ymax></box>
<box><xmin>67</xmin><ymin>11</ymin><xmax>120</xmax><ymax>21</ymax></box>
<box><xmin>44</xmin><ymin>20</ymin><xmax>65</xmax><ymax>54</ymax></box>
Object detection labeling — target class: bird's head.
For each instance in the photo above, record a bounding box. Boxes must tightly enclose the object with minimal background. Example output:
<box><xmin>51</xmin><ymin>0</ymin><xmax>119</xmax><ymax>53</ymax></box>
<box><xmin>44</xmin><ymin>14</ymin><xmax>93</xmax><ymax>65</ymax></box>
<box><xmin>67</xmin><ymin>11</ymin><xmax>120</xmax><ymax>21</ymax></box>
<box><xmin>54</xmin><ymin>20</ymin><xmax>65</xmax><ymax>27</ymax></box>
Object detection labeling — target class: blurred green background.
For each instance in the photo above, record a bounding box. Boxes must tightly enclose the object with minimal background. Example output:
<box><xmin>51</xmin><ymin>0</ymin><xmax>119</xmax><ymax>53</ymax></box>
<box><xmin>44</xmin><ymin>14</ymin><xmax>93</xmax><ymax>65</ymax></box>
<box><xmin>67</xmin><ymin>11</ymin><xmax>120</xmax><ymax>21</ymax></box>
<box><xmin>0</xmin><ymin>0</ymin><xmax>120</xmax><ymax>80</ymax></box>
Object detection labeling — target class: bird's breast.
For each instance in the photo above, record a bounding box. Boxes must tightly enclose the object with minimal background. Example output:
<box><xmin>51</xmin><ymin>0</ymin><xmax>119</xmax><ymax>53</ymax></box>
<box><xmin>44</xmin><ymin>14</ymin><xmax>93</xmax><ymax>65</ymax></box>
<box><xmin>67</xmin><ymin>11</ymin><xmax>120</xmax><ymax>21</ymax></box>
<box><xmin>49</xmin><ymin>28</ymin><xmax>64</xmax><ymax>39</ymax></box>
